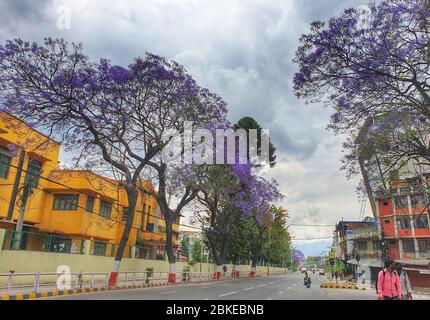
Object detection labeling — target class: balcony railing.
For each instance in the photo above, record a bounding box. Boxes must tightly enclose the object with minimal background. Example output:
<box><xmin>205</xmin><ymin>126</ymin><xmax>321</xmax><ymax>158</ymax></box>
<box><xmin>348</xmin><ymin>229</ymin><xmax>379</xmax><ymax>240</ymax></box>
<box><xmin>402</xmin><ymin>251</ymin><xmax>430</xmax><ymax>260</ymax></box>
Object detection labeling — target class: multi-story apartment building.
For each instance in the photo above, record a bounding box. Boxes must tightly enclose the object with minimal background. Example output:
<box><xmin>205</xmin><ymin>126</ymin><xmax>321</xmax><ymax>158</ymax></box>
<box><xmin>355</xmin><ymin>117</ymin><xmax>430</xmax><ymax>288</ymax></box>
<box><xmin>333</xmin><ymin>220</ymin><xmax>383</xmax><ymax>283</ymax></box>
<box><xmin>0</xmin><ymin>112</ymin><xmax>180</xmax><ymax>259</ymax></box>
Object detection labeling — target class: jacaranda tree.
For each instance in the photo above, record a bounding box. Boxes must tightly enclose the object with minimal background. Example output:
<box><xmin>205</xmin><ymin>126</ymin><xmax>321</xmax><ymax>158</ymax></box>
<box><xmin>293</xmin><ymin>0</ymin><xmax>430</xmax><ymax>183</ymax></box>
<box><xmin>0</xmin><ymin>38</ymin><xmax>227</xmax><ymax>285</ymax></box>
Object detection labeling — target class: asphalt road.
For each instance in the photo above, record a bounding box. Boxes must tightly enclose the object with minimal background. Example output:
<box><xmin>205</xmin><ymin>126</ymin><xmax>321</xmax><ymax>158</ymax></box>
<box><xmin>41</xmin><ymin>271</ymin><xmax>389</xmax><ymax>300</ymax></box>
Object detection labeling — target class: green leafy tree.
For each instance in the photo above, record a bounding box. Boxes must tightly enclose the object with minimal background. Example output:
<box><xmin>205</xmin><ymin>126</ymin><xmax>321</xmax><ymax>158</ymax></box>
<box><xmin>191</xmin><ymin>239</ymin><xmax>203</xmax><ymax>263</ymax></box>
<box><xmin>180</xmin><ymin>236</ymin><xmax>191</xmax><ymax>260</ymax></box>
<box><xmin>260</xmin><ymin>207</ymin><xmax>292</xmax><ymax>266</ymax></box>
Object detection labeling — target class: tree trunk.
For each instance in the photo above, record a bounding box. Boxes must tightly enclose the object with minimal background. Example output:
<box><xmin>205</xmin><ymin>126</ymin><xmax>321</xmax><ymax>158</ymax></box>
<box><xmin>165</xmin><ymin>214</ymin><xmax>177</xmax><ymax>283</ymax></box>
<box><xmin>108</xmin><ymin>187</ymin><xmax>138</xmax><ymax>286</ymax></box>
<box><xmin>206</xmin><ymin>232</ymin><xmax>225</xmax><ymax>279</ymax></box>
<box><xmin>250</xmin><ymin>248</ymin><xmax>259</xmax><ymax>277</ymax></box>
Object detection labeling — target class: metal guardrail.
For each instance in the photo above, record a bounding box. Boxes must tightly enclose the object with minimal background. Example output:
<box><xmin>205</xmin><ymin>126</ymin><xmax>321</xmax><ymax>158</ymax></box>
<box><xmin>0</xmin><ymin>272</ymin><xmax>110</xmax><ymax>295</ymax></box>
<box><xmin>0</xmin><ymin>269</ymin><xmax>270</xmax><ymax>296</ymax></box>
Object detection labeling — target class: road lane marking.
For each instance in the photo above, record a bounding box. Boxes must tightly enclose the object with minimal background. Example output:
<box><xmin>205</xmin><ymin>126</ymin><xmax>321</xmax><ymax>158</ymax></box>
<box><xmin>202</xmin><ymin>298</ymin><xmax>209</xmax><ymax>300</ymax></box>
<box><xmin>219</xmin><ymin>291</ymin><xmax>238</xmax><ymax>297</ymax></box>
<box><xmin>287</xmin><ymin>287</ymin><xmax>291</xmax><ymax>290</ymax></box>
<box><xmin>268</xmin><ymin>282</ymin><xmax>274</xmax><ymax>285</ymax></box>
<box><xmin>279</xmin><ymin>291</ymin><xmax>284</xmax><ymax>294</ymax></box>
<box><xmin>160</xmin><ymin>291</ymin><xmax>177</xmax><ymax>295</ymax></box>
<box><xmin>257</xmin><ymin>284</ymin><xmax>267</xmax><ymax>288</ymax></box>
<box><xmin>243</xmin><ymin>287</ymin><xmax>255</xmax><ymax>291</ymax></box>
<box><xmin>200</xmin><ymin>287</ymin><xmax>210</xmax><ymax>289</ymax></box>
<box><xmin>266</xmin><ymin>298</ymin><xmax>272</xmax><ymax>300</ymax></box>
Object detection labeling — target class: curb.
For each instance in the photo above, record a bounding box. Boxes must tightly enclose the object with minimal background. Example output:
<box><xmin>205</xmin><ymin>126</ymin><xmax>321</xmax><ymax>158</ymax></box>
<box><xmin>320</xmin><ymin>283</ymin><xmax>366</xmax><ymax>290</ymax></box>
<box><xmin>1</xmin><ymin>275</ymin><xmax>264</xmax><ymax>300</ymax></box>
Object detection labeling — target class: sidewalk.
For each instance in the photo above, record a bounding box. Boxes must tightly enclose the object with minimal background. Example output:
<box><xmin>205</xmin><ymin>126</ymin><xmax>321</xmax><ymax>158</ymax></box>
<box><xmin>1</xmin><ymin>272</ymin><xmax>270</xmax><ymax>300</ymax></box>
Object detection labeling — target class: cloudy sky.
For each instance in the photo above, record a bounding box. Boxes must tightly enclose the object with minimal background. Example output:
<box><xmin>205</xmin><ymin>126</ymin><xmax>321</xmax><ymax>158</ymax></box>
<box><xmin>0</xmin><ymin>0</ymin><xmax>372</xmax><ymax>245</ymax></box>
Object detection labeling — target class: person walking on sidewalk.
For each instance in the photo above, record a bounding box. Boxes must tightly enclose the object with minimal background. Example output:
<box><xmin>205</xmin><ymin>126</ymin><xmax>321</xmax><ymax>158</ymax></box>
<box><xmin>395</xmin><ymin>263</ymin><xmax>412</xmax><ymax>300</ymax></box>
<box><xmin>377</xmin><ymin>260</ymin><xmax>401</xmax><ymax>300</ymax></box>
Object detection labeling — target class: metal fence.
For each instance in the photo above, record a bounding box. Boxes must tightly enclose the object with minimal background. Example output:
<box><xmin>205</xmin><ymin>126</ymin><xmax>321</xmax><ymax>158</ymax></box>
<box><xmin>0</xmin><ymin>269</ymin><xmax>268</xmax><ymax>296</ymax></box>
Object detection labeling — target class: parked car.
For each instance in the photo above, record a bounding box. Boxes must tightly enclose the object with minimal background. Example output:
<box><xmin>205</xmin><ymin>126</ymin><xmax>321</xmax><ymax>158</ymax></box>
<box><xmin>319</xmin><ymin>268</ymin><xmax>325</xmax><ymax>275</ymax></box>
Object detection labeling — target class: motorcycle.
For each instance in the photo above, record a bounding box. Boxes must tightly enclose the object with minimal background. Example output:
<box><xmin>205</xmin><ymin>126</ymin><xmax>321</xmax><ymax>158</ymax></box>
<box><xmin>304</xmin><ymin>277</ymin><xmax>311</xmax><ymax>288</ymax></box>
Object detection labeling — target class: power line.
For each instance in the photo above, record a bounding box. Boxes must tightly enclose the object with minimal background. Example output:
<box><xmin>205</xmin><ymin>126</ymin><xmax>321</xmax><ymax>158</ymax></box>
<box><xmin>288</xmin><ymin>224</ymin><xmax>334</xmax><ymax>227</ymax></box>
<box><xmin>292</xmin><ymin>236</ymin><xmax>333</xmax><ymax>240</ymax></box>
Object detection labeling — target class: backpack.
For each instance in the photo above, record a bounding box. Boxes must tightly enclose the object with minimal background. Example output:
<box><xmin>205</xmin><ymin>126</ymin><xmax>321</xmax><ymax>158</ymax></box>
<box><xmin>375</xmin><ymin>270</ymin><xmax>386</xmax><ymax>293</ymax></box>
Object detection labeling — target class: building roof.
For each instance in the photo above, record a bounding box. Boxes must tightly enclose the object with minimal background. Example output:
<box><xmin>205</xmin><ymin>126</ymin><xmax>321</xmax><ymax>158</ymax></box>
<box><xmin>335</xmin><ymin>220</ymin><xmax>375</xmax><ymax>231</ymax></box>
<box><xmin>1</xmin><ymin>112</ymin><xmax>60</xmax><ymax>145</ymax></box>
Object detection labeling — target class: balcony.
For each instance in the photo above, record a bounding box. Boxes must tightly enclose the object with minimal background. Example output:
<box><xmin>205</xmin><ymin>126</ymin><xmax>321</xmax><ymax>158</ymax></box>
<box><xmin>348</xmin><ymin>228</ymin><xmax>379</xmax><ymax>240</ymax></box>
<box><xmin>355</xmin><ymin>249</ymin><xmax>381</xmax><ymax>258</ymax></box>
<box><xmin>402</xmin><ymin>252</ymin><xmax>430</xmax><ymax>260</ymax></box>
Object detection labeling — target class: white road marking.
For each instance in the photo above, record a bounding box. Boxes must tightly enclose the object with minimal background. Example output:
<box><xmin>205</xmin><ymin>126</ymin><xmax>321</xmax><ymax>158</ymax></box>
<box><xmin>200</xmin><ymin>286</ymin><xmax>210</xmax><ymax>289</ymax></box>
<box><xmin>202</xmin><ymin>298</ymin><xmax>209</xmax><ymax>300</ymax></box>
<box><xmin>160</xmin><ymin>291</ymin><xmax>177</xmax><ymax>295</ymax></box>
<box><xmin>287</xmin><ymin>287</ymin><xmax>291</xmax><ymax>290</ymax></box>
<box><xmin>243</xmin><ymin>287</ymin><xmax>255</xmax><ymax>291</ymax></box>
<box><xmin>268</xmin><ymin>282</ymin><xmax>274</xmax><ymax>285</ymax></box>
<box><xmin>279</xmin><ymin>291</ymin><xmax>284</xmax><ymax>294</ymax></box>
<box><xmin>219</xmin><ymin>291</ymin><xmax>238</xmax><ymax>297</ymax></box>
<box><xmin>257</xmin><ymin>284</ymin><xmax>267</xmax><ymax>288</ymax></box>
<box><xmin>266</xmin><ymin>298</ymin><xmax>272</xmax><ymax>300</ymax></box>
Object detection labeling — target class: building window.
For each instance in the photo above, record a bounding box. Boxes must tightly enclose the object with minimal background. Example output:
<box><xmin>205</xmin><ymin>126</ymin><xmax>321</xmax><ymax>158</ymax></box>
<box><xmin>385</xmin><ymin>219</ymin><xmax>390</xmax><ymax>224</ymax></box>
<box><xmin>25</xmin><ymin>159</ymin><xmax>42</xmax><ymax>188</ymax></box>
<box><xmin>411</xmin><ymin>195</ymin><xmax>426</xmax><ymax>208</ymax></box>
<box><xmin>394</xmin><ymin>196</ymin><xmax>408</xmax><ymax>209</ymax></box>
<box><xmin>357</xmin><ymin>241</ymin><xmax>368</xmax><ymax>251</ymax></box>
<box><xmin>397</xmin><ymin>216</ymin><xmax>411</xmax><ymax>230</ymax></box>
<box><xmin>100</xmin><ymin>200</ymin><xmax>112</xmax><ymax>218</ymax></box>
<box><xmin>415</xmin><ymin>215</ymin><xmax>429</xmax><ymax>229</ymax></box>
<box><xmin>418</xmin><ymin>240</ymin><xmax>430</xmax><ymax>252</ymax></box>
<box><xmin>53</xmin><ymin>194</ymin><xmax>79</xmax><ymax>210</ymax></box>
<box><xmin>92</xmin><ymin>242</ymin><xmax>107</xmax><ymax>256</ymax></box>
<box><xmin>85</xmin><ymin>196</ymin><xmax>95</xmax><ymax>212</ymax></box>
<box><xmin>122</xmin><ymin>207</ymin><xmax>130</xmax><ymax>222</ymax></box>
<box><xmin>372</xmin><ymin>240</ymin><xmax>380</xmax><ymax>251</ymax></box>
<box><xmin>402</xmin><ymin>239</ymin><xmax>415</xmax><ymax>253</ymax></box>
<box><xmin>141</xmin><ymin>204</ymin><xmax>147</xmax><ymax>230</ymax></box>
<box><xmin>0</xmin><ymin>147</ymin><xmax>11</xmax><ymax>179</ymax></box>
<box><xmin>383</xmin><ymin>201</ymin><xmax>389</xmax><ymax>206</ymax></box>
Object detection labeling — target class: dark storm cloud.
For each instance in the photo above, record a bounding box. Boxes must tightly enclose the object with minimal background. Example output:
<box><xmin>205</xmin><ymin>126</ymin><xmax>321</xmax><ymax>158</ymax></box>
<box><xmin>0</xmin><ymin>0</ymin><xmax>372</xmax><ymax>237</ymax></box>
<box><xmin>0</xmin><ymin>0</ymin><xmax>49</xmax><ymax>36</ymax></box>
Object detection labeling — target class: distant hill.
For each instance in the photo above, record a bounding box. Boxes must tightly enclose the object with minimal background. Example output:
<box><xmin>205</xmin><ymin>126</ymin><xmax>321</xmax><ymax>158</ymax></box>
<box><xmin>293</xmin><ymin>240</ymin><xmax>332</xmax><ymax>258</ymax></box>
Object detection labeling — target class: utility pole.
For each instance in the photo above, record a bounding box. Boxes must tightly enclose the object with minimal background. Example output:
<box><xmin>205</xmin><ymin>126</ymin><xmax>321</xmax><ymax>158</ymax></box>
<box><xmin>7</xmin><ymin>149</ymin><xmax>26</xmax><ymax>220</ymax></box>
<box><xmin>12</xmin><ymin>181</ymin><xmax>32</xmax><ymax>250</ymax></box>
<box><xmin>12</xmin><ymin>160</ymin><xmax>39</xmax><ymax>251</ymax></box>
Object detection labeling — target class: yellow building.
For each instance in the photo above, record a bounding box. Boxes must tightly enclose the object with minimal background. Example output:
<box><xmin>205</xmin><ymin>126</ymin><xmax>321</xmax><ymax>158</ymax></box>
<box><xmin>0</xmin><ymin>112</ymin><xmax>179</xmax><ymax>259</ymax></box>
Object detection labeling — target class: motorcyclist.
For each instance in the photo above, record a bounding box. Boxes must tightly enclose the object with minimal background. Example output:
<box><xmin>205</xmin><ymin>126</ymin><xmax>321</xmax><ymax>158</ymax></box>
<box><xmin>303</xmin><ymin>271</ymin><xmax>311</xmax><ymax>288</ymax></box>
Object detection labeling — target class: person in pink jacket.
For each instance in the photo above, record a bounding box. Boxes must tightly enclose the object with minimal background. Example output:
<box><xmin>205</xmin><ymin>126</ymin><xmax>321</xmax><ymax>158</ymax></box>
<box><xmin>377</xmin><ymin>260</ymin><xmax>401</xmax><ymax>300</ymax></box>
